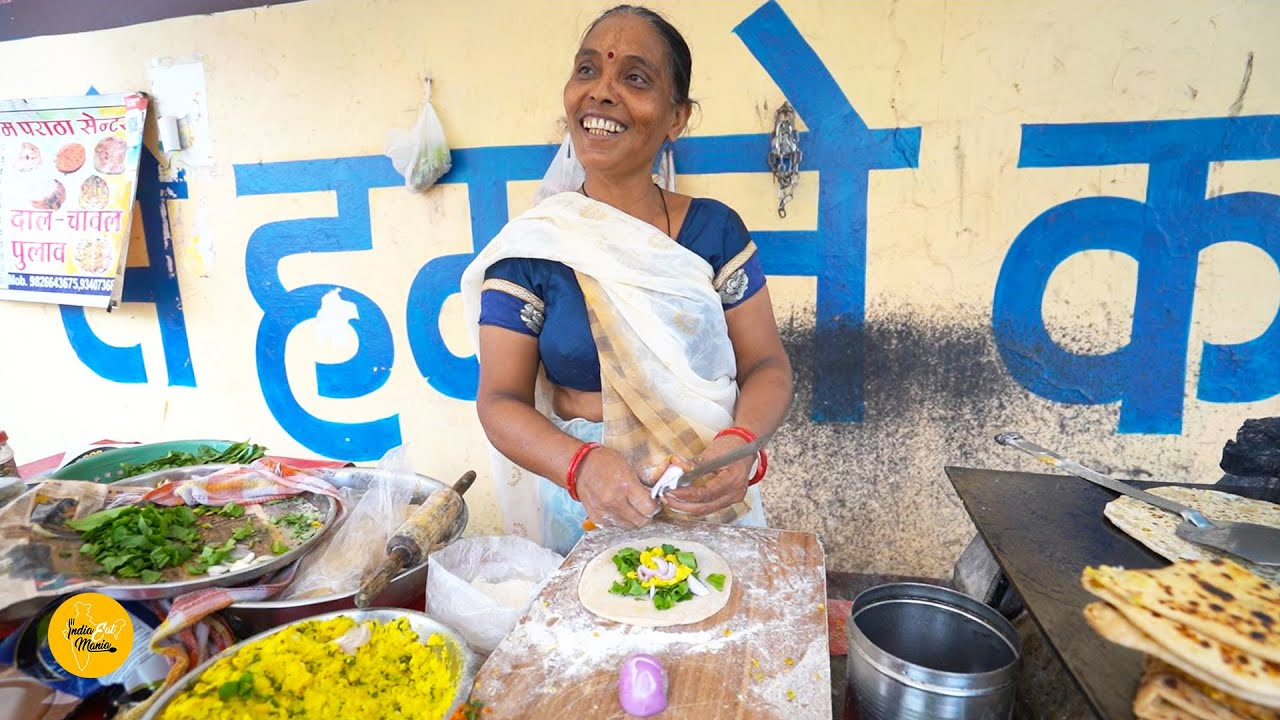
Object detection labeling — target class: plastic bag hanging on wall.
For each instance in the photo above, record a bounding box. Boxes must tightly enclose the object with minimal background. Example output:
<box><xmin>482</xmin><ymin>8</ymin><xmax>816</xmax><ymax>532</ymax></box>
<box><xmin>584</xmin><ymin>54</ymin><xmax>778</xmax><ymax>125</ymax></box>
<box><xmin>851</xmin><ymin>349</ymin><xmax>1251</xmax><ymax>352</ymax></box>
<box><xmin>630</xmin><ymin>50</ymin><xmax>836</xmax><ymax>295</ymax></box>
<box><xmin>386</xmin><ymin>78</ymin><xmax>452</xmax><ymax>191</ymax></box>
<box><xmin>768</xmin><ymin>102</ymin><xmax>802</xmax><ymax>218</ymax></box>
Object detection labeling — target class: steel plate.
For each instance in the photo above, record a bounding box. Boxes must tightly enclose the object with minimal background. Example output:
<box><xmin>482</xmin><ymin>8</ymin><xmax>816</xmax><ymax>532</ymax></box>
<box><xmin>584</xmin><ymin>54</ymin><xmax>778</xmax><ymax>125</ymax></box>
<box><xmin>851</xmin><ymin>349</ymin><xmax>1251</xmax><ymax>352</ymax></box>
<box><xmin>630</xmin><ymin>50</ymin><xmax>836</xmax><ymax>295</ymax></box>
<box><xmin>141</xmin><ymin>608</ymin><xmax>477</xmax><ymax>720</ymax></box>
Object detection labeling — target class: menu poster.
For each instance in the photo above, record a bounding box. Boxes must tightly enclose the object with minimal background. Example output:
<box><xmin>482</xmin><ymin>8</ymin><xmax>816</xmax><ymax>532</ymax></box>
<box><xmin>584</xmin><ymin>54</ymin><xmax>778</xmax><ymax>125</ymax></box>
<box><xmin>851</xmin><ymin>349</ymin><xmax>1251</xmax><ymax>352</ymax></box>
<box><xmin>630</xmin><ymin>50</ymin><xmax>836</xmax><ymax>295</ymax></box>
<box><xmin>0</xmin><ymin>93</ymin><xmax>148</xmax><ymax>308</ymax></box>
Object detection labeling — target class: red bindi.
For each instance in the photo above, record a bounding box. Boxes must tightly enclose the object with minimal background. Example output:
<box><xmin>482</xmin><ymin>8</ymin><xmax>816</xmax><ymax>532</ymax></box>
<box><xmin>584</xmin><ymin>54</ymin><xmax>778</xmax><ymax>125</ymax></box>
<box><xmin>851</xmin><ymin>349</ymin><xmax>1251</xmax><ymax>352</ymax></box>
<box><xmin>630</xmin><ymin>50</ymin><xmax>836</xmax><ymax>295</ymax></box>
<box><xmin>607</xmin><ymin>51</ymin><xmax>614</xmax><ymax>59</ymax></box>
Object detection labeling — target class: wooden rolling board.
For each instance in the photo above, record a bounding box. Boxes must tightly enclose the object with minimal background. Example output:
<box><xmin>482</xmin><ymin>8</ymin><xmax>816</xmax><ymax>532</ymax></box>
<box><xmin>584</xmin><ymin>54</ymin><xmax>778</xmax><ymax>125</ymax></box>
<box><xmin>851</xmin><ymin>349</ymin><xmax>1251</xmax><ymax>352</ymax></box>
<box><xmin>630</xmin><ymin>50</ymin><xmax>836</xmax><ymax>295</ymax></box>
<box><xmin>469</xmin><ymin>521</ymin><xmax>830</xmax><ymax>719</ymax></box>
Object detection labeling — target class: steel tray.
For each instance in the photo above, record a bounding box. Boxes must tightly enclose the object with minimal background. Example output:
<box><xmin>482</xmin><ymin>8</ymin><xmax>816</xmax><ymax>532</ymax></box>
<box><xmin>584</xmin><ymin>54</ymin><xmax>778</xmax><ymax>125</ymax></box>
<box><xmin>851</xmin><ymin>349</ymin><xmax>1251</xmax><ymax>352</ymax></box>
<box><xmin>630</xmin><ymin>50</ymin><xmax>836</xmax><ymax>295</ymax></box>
<box><xmin>79</xmin><ymin>465</ymin><xmax>340</xmax><ymax>601</ymax></box>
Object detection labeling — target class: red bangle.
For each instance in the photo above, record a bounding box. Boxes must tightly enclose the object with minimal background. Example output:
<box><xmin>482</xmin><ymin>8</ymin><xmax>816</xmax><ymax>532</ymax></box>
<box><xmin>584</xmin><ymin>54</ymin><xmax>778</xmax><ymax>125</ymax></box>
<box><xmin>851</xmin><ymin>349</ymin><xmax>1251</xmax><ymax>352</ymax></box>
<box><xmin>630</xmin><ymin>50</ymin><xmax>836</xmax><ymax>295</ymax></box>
<box><xmin>565</xmin><ymin>442</ymin><xmax>601</xmax><ymax>502</ymax></box>
<box><xmin>715</xmin><ymin>427</ymin><xmax>768</xmax><ymax>486</ymax></box>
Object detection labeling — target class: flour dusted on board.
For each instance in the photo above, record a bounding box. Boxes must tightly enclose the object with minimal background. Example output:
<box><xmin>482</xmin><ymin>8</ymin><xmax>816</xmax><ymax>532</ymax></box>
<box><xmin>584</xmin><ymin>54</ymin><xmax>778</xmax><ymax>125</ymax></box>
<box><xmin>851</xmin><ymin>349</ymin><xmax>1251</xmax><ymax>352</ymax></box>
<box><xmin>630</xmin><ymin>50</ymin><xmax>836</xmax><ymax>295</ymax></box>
<box><xmin>472</xmin><ymin>523</ymin><xmax>832</xmax><ymax>717</ymax></box>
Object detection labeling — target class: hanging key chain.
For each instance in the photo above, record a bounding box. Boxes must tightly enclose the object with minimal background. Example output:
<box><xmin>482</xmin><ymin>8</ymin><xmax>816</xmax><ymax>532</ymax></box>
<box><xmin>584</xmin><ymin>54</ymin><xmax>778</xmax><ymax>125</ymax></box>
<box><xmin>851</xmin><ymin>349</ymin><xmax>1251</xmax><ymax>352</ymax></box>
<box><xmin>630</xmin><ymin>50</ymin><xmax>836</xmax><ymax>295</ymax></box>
<box><xmin>767</xmin><ymin>102</ymin><xmax>802</xmax><ymax>218</ymax></box>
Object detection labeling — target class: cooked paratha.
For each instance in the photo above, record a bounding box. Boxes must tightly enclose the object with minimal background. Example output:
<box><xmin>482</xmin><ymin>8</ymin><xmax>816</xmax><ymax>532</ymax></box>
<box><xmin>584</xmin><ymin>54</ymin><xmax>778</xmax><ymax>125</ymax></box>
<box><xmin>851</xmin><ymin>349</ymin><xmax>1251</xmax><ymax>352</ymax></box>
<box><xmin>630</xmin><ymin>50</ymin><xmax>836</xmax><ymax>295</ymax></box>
<box><xmin>1139</xmin><ymin>658</ymin><xmax>1279</xmax><ymax>720</ymax></box>
<box><xmin>1137</xmin><ymin>697</ymin><xmax>1228</xmax><ymax>720</ymax></box>
<box><xmin>1105</xmin><ymin>487</ymin><xmax>1280</xmax><ymax>585</ymax></box>
<box><xmin>1085</xmin><ymin>561</ymin><xmax>1280</xmax><ymax>663</ymax></box>
<box><xmin>1082</xmin><ymin>602</ymin><xmax>1280</xmax><ymax>708</ymax></box>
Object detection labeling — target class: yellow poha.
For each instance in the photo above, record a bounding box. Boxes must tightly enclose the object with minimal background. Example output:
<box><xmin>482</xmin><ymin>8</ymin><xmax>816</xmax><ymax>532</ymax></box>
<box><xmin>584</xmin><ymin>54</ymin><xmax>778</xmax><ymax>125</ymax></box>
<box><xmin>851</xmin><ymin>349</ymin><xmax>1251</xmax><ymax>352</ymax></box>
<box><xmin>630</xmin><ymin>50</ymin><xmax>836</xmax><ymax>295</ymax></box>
<box><xmin>160</xmin><ymin>616</ymin><xmax>461</xmax><ymax>720</ymax></box>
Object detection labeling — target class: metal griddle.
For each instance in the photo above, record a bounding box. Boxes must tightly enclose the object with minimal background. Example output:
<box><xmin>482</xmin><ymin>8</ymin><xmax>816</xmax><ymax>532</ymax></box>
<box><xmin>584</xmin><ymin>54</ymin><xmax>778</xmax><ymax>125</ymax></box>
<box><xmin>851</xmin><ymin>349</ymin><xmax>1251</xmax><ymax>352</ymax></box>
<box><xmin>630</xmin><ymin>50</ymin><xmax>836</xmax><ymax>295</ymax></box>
<box><xmin>945</xmin><ymin>466</ymin><xmax>1279</xmax><ymax>720</ymax></box>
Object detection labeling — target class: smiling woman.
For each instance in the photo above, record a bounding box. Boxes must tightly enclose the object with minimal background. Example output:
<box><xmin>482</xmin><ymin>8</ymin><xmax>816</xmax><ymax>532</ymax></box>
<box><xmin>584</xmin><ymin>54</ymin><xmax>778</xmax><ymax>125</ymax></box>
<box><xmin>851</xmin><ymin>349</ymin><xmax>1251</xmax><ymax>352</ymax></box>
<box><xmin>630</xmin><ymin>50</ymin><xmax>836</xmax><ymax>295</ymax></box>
<box><xmin>564</xmin><ymin>6</ymin><xmax>693</xmax><ymax>195</ymax></box>
<box><xmin>462</xmin><ymin>5</ymin><xmax>794</xmax><ymax>556</ymax></box>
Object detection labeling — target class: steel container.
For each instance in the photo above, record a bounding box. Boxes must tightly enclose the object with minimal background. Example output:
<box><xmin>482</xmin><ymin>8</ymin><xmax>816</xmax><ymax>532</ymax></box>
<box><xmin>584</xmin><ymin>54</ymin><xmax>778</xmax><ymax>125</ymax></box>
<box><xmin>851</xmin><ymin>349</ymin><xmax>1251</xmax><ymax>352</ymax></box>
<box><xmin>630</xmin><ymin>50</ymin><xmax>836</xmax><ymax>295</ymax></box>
<box><xmin>847</xmin><ymin>582</ymin><xmax>1020</xmax><ymax>720</ymax></box>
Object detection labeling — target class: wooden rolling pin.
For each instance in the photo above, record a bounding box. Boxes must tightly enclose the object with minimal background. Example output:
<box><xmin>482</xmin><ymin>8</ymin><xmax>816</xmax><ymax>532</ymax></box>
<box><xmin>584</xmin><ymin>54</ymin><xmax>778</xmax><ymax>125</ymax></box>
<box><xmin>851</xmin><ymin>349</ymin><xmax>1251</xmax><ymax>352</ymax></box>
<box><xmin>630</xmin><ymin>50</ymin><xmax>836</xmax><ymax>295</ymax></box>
<box><xmin>354</xmin><ymin>470</ymin><xmax>476</xmax><ymax>608</ymax></box>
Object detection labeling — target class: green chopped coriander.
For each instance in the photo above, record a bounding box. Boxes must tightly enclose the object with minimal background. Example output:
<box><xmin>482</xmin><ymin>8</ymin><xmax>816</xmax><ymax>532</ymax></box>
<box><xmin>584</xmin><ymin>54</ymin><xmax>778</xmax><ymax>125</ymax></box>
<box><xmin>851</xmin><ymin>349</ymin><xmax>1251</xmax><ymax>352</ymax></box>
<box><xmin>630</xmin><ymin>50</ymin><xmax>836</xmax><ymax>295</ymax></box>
<box><xmin>217</xmin><ymin>670</ymin><xmax>255</xmax><ymax>701</ymax></box>
<box><xmin>273</xmin><ymin>511</ymin><xmax>321</xmax><ymax>540</ymax></box>
<box><xmin>231</xmin><ymin>518</ymin><xmax>257</xmax><ymax>541</ymax></box>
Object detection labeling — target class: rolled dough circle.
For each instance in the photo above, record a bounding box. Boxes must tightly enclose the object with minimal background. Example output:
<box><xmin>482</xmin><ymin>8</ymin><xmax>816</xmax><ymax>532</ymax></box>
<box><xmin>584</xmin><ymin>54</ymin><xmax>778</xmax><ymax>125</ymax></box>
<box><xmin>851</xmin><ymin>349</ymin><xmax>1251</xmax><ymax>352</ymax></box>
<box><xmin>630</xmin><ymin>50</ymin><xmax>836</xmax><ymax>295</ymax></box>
<box><xmin>578</xmin><ymin>537</ymin><xmax>734</xmax><ymax>627</ymax></box>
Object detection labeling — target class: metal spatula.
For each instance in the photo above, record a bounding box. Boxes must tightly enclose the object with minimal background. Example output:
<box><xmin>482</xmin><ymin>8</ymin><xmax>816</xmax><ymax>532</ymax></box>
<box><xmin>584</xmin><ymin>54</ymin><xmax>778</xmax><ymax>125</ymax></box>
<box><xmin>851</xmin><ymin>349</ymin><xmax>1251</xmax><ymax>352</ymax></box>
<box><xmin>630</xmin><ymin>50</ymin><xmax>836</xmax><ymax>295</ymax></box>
<box><xmin>996</xmin><ymin>432</ymin><xmax>1280</xmax><ymax>566</ymax></box>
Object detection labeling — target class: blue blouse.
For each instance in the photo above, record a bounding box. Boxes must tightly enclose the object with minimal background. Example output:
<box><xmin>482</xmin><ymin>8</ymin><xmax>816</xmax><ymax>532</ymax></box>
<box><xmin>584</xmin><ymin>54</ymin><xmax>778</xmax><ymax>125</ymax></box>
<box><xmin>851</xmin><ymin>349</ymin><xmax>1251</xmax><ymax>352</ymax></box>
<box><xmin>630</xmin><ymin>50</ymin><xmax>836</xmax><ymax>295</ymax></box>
<box><xmin>478</xmin><ymin>198</ymin><xmax>766</xmax><ymax>392</ymax></box>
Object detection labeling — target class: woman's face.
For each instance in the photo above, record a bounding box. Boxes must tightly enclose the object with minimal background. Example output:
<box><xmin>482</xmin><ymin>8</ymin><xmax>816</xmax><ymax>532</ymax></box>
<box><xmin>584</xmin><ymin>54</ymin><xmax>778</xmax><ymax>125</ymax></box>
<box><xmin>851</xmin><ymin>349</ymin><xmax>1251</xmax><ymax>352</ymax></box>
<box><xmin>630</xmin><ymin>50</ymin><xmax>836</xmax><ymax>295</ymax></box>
<box><xmin>564</xmin><ymin>13</ymin><xmax>690</xmax><ymax>180</ymax></box>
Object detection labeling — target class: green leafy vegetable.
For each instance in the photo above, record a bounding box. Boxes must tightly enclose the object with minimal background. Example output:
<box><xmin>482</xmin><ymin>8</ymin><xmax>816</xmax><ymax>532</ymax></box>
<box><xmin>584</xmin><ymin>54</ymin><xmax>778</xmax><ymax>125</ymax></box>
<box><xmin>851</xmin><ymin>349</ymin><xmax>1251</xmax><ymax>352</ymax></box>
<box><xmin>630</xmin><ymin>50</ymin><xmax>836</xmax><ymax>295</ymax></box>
<box><xmin>609</xmin><ymin>577</ymin><xmax>647</xmax><ymax>597</ymax></box>
<box><xmin>271</xmin><ymin>539</ymin><xmax>288</xmax><ymax>555</ymax></box>
<box><xmin>73</xmin><ymin>505</ymin><xmax>209</xmax><ymax>583</ymax></box>
<box><xmin>273</xmin><ymin>511</ymin><xmax>321</xmax><ymax>541</ymax></box>
<box><xmin>651</xmin><ymin>581</ymin><xmax>693</xmax><ymax>610</ymax></box>
<box><xmin>611</xmin><ymin>547</ymin><xmax>641</xmax><ymax>574</ymax></box>
<box><xmin>218</xmin><ymin>502</ymin><xmax>245</xmax><ymax>519</ymax></box>
<box><xmin>186</xmin><ymin>540</ymin><xmax>237</xmax><ymax>576</ymax></box>
<box><xmin>66</xmin><ymin>506</ymin><xmax>130</xmax><ymax>534</ymax></box>
<box><xmin>706</xmin><ymin>573</ymin><xmax>726</xmax><ymax>592</ymax></box>
<box><xmin>606</xmin><ymin>544</ymin><xmax>707</xmax><ymax>610</ymax></box>
<box><xmin>218</xmin><ymin>670</ymin><xmax>255</xmax><ymax>701</ymax></box>
<box><xmin>118</xmin><ymin>441</ymin><xmax>268</xmax><ymax>478</ymax></box>
<box><xmin>231</xmin><ymin>519</ymin><xmax>256</xmax><ymax>541</ymax></box>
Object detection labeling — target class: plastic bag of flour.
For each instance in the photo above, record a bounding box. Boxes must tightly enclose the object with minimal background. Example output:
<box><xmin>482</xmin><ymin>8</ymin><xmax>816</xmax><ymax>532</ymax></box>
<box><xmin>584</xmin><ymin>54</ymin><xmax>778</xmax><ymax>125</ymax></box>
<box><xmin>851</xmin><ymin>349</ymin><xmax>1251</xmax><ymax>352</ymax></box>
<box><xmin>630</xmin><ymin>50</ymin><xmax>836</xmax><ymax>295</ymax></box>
<box><xmin>426</xmin><ymin>535</ymin><xmax>563</xmax><ymax>655</ymax></box>
<box><xmin>386</xmin><ymin>79</ymin><xmax>452</xmax><ymax>191</ymax></box>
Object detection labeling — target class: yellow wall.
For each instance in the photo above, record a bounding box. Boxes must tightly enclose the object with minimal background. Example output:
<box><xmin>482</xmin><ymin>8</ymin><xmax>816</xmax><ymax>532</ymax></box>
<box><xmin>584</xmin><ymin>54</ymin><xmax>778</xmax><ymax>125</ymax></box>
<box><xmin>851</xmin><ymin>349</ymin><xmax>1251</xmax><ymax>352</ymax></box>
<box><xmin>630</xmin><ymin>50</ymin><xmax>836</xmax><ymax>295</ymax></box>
<box><xmin>1</xmin><ymin>0</ymin><xmax>1277</xmax><ymax>578</ymax></box>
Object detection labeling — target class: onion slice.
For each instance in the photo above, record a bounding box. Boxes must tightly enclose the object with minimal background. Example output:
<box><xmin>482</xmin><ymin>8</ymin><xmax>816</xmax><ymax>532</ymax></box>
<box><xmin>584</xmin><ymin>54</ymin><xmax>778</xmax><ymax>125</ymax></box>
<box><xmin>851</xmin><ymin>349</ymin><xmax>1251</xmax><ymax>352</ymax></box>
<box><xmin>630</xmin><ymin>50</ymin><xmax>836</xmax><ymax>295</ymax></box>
<box><xmin>686</xmin><ymin>574</ymin><xmax>710</xmax><ymax>597</ymax></box>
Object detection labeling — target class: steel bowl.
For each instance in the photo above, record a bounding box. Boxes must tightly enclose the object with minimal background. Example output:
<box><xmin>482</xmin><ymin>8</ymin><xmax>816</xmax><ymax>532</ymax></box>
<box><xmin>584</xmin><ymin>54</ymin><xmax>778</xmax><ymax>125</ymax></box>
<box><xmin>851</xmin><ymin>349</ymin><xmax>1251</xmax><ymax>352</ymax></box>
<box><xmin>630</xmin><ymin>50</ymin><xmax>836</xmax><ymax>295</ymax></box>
<box><xmin>141</xmin><ymin>608</ymin><xmax>477</xmax><ymax>720</ymax></box>
<box><xmin>219</xmin><ymin>466</ymin><xmax>469</xmax><ymax>636</ymax></box>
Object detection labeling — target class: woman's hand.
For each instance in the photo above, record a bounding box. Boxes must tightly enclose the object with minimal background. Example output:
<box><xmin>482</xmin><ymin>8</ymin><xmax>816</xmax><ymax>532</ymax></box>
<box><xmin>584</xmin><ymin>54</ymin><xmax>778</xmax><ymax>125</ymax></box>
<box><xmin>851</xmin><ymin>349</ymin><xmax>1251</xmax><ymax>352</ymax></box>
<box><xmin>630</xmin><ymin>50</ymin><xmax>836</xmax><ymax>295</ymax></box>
<box><xmin>660</xmin><ymin>434</ymin><xmax>755</xmax><ymax>517</ymax></box>
<box><xmin>576</xmin><ymin>447</ymin><xmax>660</xmax><ymax>528</ymax></box>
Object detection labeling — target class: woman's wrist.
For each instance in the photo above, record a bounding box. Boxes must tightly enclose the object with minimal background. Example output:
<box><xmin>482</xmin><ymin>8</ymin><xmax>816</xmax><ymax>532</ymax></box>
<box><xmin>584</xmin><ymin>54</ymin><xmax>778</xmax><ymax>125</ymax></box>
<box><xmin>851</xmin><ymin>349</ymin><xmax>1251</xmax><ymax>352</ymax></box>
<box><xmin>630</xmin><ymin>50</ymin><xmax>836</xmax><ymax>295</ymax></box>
<box><xmin>565</xmin><ymin>441</ymin><xmax>602</xmax><ymax>501</ymax></box>
<box><xmin>716</xmin><ymin>425</ymin><xmax>756</xmax><ymax>444</ymax></box>
<box><xmin>715</xmin><ymin>426</ymin><xmax>767</xmax><ymax>486</ymax></box>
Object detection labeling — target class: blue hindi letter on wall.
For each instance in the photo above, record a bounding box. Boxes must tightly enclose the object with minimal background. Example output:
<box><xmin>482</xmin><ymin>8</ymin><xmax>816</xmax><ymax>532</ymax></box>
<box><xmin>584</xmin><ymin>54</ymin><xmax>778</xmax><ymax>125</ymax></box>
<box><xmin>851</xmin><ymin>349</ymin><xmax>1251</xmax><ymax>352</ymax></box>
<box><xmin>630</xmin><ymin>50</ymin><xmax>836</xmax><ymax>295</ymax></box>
<box><xmin>993</xmin><ymin>115</ymin><xmax>1280</xmax><ymax>434</ymax></box>
<box><xmin>60</xmin><ymin>148</ymin><xmax>196</xmax><ymax>388</ymax></box>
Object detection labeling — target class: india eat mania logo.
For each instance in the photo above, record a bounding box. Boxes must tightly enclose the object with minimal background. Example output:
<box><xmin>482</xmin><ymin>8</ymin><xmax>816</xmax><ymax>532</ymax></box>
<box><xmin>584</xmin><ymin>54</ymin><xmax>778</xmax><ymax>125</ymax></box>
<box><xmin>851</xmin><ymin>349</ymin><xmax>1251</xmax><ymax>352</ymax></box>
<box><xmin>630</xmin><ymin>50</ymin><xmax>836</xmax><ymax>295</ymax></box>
<box><xmin>47</xmin><ymin>592</ymin><xmax>133</xmax><ymax>678</ymax></box>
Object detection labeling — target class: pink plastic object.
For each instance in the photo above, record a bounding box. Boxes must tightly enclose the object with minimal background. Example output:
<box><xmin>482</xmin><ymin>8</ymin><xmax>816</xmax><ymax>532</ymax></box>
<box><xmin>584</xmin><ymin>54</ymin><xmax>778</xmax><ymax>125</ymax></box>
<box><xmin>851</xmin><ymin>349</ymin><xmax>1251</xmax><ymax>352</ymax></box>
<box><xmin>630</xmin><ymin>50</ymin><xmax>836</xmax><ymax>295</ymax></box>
<box><xmin>618</xmin><ymin>654</ymin><xmax>668</xmax><ymax>717</ymax></box>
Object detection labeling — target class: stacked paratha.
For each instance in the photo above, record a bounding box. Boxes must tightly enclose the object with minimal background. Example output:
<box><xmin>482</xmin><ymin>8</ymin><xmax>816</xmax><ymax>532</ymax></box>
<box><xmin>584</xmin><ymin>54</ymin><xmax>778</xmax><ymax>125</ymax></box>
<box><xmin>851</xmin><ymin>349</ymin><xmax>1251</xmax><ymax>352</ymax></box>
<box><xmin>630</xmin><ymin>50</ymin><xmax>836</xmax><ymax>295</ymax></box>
<box><xmin>1081</xmin><ymin>559</ymin><xmax>1280</xmax><ymax>717</ymax></box>
<box><xmin>1135</xmin><ymin>658</ymin><xmax>1280</xmax><ymax>720</ymax></box>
